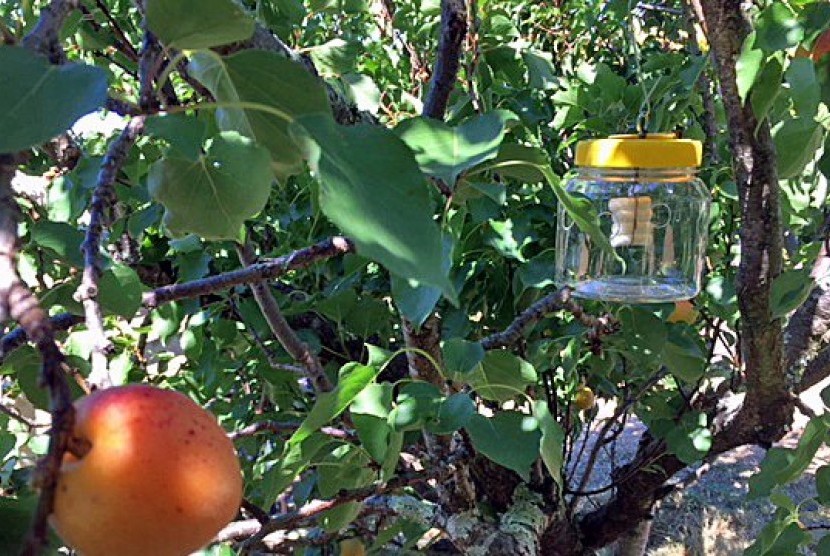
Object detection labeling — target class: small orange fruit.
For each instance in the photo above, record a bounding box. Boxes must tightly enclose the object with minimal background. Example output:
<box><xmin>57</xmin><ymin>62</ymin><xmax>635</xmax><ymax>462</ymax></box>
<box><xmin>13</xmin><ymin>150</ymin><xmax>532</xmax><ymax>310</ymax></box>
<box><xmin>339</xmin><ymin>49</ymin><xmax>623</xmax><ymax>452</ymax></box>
<box><xmin>574</xmin><ymin>386</ymin><xmax>596</xmax><ymax>411</ymax></box>
<box><xmin>50</xmin><ymin>384</ymin><xmax>243</xmax><ymax>556</ymax></box>
<box><xmin>668</xmin><ymin>300</ymin><xmax>699</xmax><ymax>324</ymax></box>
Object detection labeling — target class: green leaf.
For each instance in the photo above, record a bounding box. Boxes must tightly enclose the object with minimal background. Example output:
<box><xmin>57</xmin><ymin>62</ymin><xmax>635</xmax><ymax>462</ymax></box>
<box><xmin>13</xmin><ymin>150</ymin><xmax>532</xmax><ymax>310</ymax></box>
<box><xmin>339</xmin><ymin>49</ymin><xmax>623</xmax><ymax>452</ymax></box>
<box><xmin>618</xmin><ymin>307</ymin><xmax>667</xmax><ymax>365</ymax></box>
<box><xmin>307</xmin><ymin>39</ymin><xmax>361</xmax><ymax>76</ymax></box>
<box><xmin>30</xmin><ymin>221</ymin><xmax>86</xmax><ymax>267</ymax></box>
<box><xmin>146</xmin><ymin>0</ymin><xmax>254</xmax><ymax>49</ymax></box>
<box><xmin>442</xmin><ymin>338</ymin><xmax>485</xmax><ymax>375</ymax></box>
<box><xmin>427</xmin><ymin>393</ymin><xmax>475</xmax><ymax>435</ymax></box>
<box><xmin>534</xmin><ymin>401</ymin><xmax>565</xmax><ymax>487</ymax></box>
<box><xmin>388</xmin><ymin>382</ymin><xmax>442</xmax><ymax>432</ymax></box>
<box><xmin>786</xmin><ymin>57</ymin><xmax>820</xmax><ymax>119</ymax></box>
<box><xmin>468</xmin><ymin>142</ymin><xmax>549</xmax><ymax>183</ymax></box>
<box><xmin>391</xmin><ymin>235</ymin><xmax>453</xmax><ymax>326</ymax></box>
<box><xmin>293</xmin><ymin>114</ymin><xmax>455</xmax><ymax>300</ymax></box>
<box><xmin>736</xmin><ymin>33</ymin><xmax>763</xmax><ymax>103</ymax></box>
<box><xmin>459</xmin><ymin>350</ymin><xmax>537</xmax><ymax>403</ymax></box>
<box><xmin>353</xmin><ymin>414</ymin><xmax>391</xmax><ymax>463</ymax></box>
<box><xmin>755</xmin><ymin>3</ymin><xmax>804</xmax><ymax>52</ymax></box>
<box><xmin>664</xmin><ymin>411</ymin><xmax>711</xmax><ymax>464</ymax></box>
<box><xmin>523</xmin><ymin>49</ymin><xmax>559</xmax><ymax>90</ymax></box>
<box><xmin>750</xmin><ymin>417</ymin><xmax>828</xmax><ymax>501</ymax></box>
<box><xmin>0</xmin><ymin>46</ymin><xmax>107</xmax><ymax>153</ymax></box>
<box><xmin>759</xmin><ymin>417</ymin><xmax>828</xmax><ymax>499</ymax></box>
<box><xmin>263</xmin><ymin>364</ymin><xmax>381</xmax><ymax>505</ymax></box>
<box><xmin>773</xmin><ymin>117</ymin><xmax>823</xmax><ymax>179</ymax></box>
<box><xmin>770</xmin><ymin>268</ymin><xmax>815</xmax><ymax>319</ymax></box>
<box><xmin>539</xmin><ymin>165</ymin><xmax>617</xmax><ymax>259</ymax></box>
<box><xmin>750</xmin><ymin>56</ymin><xmax>784</xmax><ymax>122</ymax></box>
<box><xmin>317</xmin><ymin>445</ymin><xmax>374</xmax><ymax>497</ymax></box>
<box><xmin>746</xmin><ymin>519</ymin><xmax>811</xmax><ymax>556</ymax></box>
<box><xmin>290</xmin><ymin>363</ymin><xmax>381</xmax><ymax>446</ymax></box>
<box><xmin>260</xmin><ymin>433</ymin><xmax>333</xmax><ymax>507</ymax></box>
<box><xmin>0</xmin><ymin>495</ymin><xmax>39</xmax><ymax>554</ymax></box>
<box><xmin>817</xmin><ymin>465</ymin><xmax>830</xmax><ymax>505</ymax></box>
<box><xmin>188</xmin><ymin>50</ymin><xmax>331</xmax><ymax>179</ymax></box>
<box><xmin>465</xmin><ymin>412</ymin><xmax>541</xmax><ymax>481</ymax></box>
<box><xmin>748</xmin><ymin>447</ymin><xmax>796</xmax><ymax>500</ymax></box>
<box><xmin>396</xmin><ymin>111</ymin><xmax>517</xmax><ymax>186</ymax></box>
<box><xmin>145</xmin><ymin>113</ymin><xmax>209</xmax><ymax>159</ymax></box>
<box><xmin>517</xmin><ymin>252</ymin><xmax>557</xmax><ymax>292</ymax></box>
<box><xmin>319</xmin><ymin>502</ymin><xmax>363</xmax><ymax>532</ymax></box>
<box><xmin>148</xmin><ymin>131</ymin><xmax>274</xmax><ymax>241</ymax></box>
<box><xmin>664</xmin><ymin>326</ymin><xmax>706</xmax><ymax>383</ymax></box>
<box><xmin>98</xmin><ymin>265</ymin><xmax>143</xmax><ymax>319</ymax></box>
<box><xmin>350</xmin><ymin>382</ymin><xmax>393</xmax><ymax>418</ymax></box>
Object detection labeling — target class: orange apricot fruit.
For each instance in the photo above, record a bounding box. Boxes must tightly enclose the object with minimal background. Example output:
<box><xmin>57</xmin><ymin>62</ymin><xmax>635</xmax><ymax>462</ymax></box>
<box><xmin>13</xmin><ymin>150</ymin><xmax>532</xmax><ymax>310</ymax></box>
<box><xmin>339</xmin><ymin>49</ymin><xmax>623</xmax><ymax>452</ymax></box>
<box><xmin>50</xmin><ymin>384</ymin><xmax>243</xmax><ymax>556</ymax></box>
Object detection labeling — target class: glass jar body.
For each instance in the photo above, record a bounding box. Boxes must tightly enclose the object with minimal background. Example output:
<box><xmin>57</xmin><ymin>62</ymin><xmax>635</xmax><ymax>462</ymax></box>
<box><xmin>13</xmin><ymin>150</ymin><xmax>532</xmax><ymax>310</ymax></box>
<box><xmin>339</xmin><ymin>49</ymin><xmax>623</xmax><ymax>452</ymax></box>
<box><xmin>554</xmin><ymin>168</ymin><xmax>711</xmax><ymax>303</ymax></box>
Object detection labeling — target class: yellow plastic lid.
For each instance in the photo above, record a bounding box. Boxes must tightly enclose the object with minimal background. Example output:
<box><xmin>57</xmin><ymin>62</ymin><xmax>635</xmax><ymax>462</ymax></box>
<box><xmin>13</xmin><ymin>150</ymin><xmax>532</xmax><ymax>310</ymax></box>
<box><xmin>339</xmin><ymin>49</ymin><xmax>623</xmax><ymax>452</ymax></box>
<box><xmin>575</xmin><ymin>133</ymin><xmax>702</xmax><ymax>169</ymax></box>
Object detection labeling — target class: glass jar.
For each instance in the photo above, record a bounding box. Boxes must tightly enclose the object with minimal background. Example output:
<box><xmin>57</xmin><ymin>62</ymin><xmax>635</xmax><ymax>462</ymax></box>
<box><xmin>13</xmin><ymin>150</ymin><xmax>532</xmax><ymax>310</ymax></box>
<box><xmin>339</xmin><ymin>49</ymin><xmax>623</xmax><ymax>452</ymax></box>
<box><xmin>554</xmin><ymin>134</ymin><xmax>711</xmax><ymax>303</ymax></box>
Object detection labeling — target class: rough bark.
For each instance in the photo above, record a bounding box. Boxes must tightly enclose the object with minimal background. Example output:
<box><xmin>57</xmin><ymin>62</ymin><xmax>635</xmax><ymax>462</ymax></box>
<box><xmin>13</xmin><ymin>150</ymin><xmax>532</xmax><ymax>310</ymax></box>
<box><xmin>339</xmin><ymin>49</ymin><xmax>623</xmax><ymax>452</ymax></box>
<box><xmin>699</xmin><ymin>0</ymin><xmax>791</xmax><ymax>440</ymax></box>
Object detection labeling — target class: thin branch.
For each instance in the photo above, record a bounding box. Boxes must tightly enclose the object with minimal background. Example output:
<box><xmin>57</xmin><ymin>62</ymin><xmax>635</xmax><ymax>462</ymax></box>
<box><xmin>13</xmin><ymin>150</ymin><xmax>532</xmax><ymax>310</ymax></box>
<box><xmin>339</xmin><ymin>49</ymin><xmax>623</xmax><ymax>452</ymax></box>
<box><xmin>1</xmin><ymin>239</ymin><xmax>356</xmax><ymax>360</ymax></box>
<box><xmin>92</xmin><ymin>0</ymin><xmax>140</xmax><ymax>61</ymax></box>
<box><xmin>0</xmin><ymin>313</ymin><xmax>83</xmax><ymax>359</ymax></box>
<box><xmin>480</xmin><ymin>287</ymin><xmax>618</xmax><ymax>350</ymax></box>
<box><xmin>797</xmin><ymin>345</ymin><xmax>830</xmax><ymax>393</ymax></box>
<box><xmin>422</xmin><ymin>0</ymin><xmax>467</xmax><ymax>120</ymax></box>
<box><xmin>0</xmin><ymin>401</ymin><xmax>35</xmax><ymax>430</ymax></box>
<box><xmin>228</xmin><ymin>421</ymin><xmax>354</xmax><ymax>442</ymax></box>
<box><xmin>143</xmin><ymin>236</ymin><xmax>354</xmax><ymax>307</ymax></box>
<box><xmin>74</xmin><ymin>116</ymin><xmax>146</xmax><ymax>389</ymax></box>
<box><xmin>0</xmin><ymin>155</ymin><xmax>75</xmax><ymax>556</ymax></box>
<box><xmin>238</xmin><ymin>454</ymin><xmax>467</xmax><ymax>552</ymax></box>
<box><xmin>239</xmin><ymin>480</ymin><xmax>407</xmax><ymax>551</ymax></box>
<box><xmin>236</xmin><ymin>242</ymin><xmax>333</xmax><ymax>393</ymax></box>
<box><xmin>105</xmin><ymin>96</ymin><xmax>143</xmax><ymax>116</ymax></box>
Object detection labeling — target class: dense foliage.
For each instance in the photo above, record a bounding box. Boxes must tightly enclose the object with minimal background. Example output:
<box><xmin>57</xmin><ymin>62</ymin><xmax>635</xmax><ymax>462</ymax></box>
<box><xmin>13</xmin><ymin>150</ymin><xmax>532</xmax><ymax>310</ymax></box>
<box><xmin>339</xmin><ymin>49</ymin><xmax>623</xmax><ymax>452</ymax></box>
<box><xmin>2</xmin><ymin>0</ymin><xmax>830</xmax><ymax>554</ymax></box>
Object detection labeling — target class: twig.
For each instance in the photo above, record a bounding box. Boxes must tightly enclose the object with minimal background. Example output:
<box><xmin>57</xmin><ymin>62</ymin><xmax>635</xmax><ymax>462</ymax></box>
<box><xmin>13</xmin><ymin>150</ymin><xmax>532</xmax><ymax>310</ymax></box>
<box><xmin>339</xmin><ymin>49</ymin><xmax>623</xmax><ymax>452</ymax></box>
<box><xmin>239</xmin><ymin>481</ymin><xmax>405</xmax><ymax>551</ymax></box>
<box><xmin>0</xmin><ymin>313</ymin><xmax>83</xmax><ymax>360</ymax></box>
<box><xmin>0</xmin><ymin>155</ymin><xmax>76</xmax><ymax>556</ymax></box>
<box><xmin>377</xmin><ymin>0</ymin><xmax>429</xmax><ymax>95</ymax></box>
<box><xmin>481</xmin><ymin>287</ymin><xmax>618</xmax><ymax>350</ymax></box>
<box><xmin>74</xmin><ymin>116</ymin><xmax>146</xmax><ymax>389</ymax></box>
<box><xmin>1</xmin><ymin>239</ymin><xmax>356</xmax><ymax>360</ymax></box>
<box><xmin>236</xmin><ymin>242</ymin><xmax>333</xmax><ymax>393</ymax></box>
<box><xmin>241</xmin><ymin>498</ymin><xmax>270</xmax><ymax>525</ymax></box>
<box><xmin>143</xmin><ymin>237</ymin><xmax>354</xmax><ymax>307</ymax></box>
<box><xmin>0</xmin><ymin>401</ymin><xmax>34</xmax><ymax>430</ymax></box>
<box><xmin>138</xmin><ymin>30</ymin><xmax>164</xmax><ymax>111</ymax></box>
<box><xmin>229</xmin><ymin>421</ymin><xmax>354</xmax><ymax>441</ymax></box>
<box><xmin>239</xmin><ymin>454</ymin><xmax>466</xmax><ymax>553</ymax></box>
<box><xmin>92</xmin><ymin>0</ymin><xmax>140</xmax><ymax>61</ymax></box>
<box><xmin>422</xmin><ymin>0</ymin><xmax>467</xmax><ymax>120</ymax></box>
<box><xmin>105</xmin><ymin>96</ymin><xmax>143</xmax><ymax>116</ymax></box>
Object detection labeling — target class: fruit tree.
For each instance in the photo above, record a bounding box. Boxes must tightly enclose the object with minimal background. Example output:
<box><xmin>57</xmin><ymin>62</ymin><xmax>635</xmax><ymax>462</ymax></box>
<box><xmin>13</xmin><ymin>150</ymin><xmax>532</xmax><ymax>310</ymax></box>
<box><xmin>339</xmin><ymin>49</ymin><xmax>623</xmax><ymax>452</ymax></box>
<box><xmin>2</xmin><ymin>0</ymin><xmax>830</xmax><ymax>554</ymax></box>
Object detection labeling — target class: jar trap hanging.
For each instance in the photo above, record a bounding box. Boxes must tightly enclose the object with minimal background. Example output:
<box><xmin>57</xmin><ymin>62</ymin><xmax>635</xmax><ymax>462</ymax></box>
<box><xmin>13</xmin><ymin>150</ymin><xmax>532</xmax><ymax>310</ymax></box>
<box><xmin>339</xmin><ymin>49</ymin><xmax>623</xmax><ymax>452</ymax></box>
<box><xmin>554</xmin><ymin>134</ymin><xmax>711</xmax><ymax>303</ymax></box>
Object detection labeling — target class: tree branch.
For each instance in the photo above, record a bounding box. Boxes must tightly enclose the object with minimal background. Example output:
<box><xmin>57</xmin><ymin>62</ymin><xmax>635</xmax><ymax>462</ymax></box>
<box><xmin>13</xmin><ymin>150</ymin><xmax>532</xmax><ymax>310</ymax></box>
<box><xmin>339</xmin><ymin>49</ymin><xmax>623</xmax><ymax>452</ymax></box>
<box><xmin>699</xmin><ymin>0</ymin><xmax>790</xmax><ymax>441</ymax></box>
<box><xmin>74</xmin><ymin>116</ymin><xmax>145</xmax><ymax>389</ymax></box>
<box><xmin>480</xmin><ymin>287</ymin><xmax>618</xmax><ymax>350</ymax></box>
<box><xmin>143</xmin><ymin>236</ymin><xmax>354</xmax><ymax>307</ymax></box>
<box><xmin>0</xmin><ymin>155</ymin><xmax>75</xmax><ymax>556</ymax></box>
<box><xmin>20</xmin><ymin>0</ymin><xmax>78</xmax><ymax>63</ymax></box>
<box><xmin>422</xmin><ymin>0</ymin><xmax>467</xmax><ymax>120</ymax></box>
<box><xmin>1</xmin><ymin>239</ymin><xmax>356</xmax><ymax>359</ymax></box>
<box><xmin>228</xmin><ymin>420</ymin><xmax>354</xmax><ymax>441</ymax></box>
<box><xmin>236</xmin><ymin>242</ymin><xmax>333</xmax><ymax>393</ymax></box>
